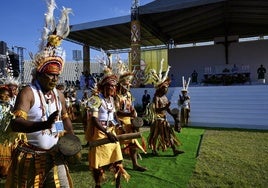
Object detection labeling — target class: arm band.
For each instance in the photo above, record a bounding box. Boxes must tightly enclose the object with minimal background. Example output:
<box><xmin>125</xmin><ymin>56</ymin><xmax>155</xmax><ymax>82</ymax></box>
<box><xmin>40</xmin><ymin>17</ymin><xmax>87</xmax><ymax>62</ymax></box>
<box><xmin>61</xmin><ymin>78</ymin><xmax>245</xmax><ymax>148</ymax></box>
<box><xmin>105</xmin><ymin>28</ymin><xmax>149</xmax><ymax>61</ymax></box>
<box><xmin>61</xmin><ymin>112</ymin><xmax>69</xmax><ymax>120</ymax></box>
<box><xmin>13</xmin><ymin>110</ymin><xmax>28</xmax><ymax>120</ymax></box>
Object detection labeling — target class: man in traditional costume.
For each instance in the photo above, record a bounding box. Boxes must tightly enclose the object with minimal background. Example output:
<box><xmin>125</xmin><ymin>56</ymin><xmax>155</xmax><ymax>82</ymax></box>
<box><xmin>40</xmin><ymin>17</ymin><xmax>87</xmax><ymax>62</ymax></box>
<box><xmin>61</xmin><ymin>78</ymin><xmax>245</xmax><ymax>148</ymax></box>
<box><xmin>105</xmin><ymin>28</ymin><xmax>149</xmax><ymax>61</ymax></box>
<box><xmin>179</xmin><ymin>77</ymin><xmax>191</xmax><ymax>127</ymax></box>
<box><xmin>5</xmin><ymin>76</ymin><xmax>19</xmax><ymax>107</ymax></box>
<box><xmin>85</xmin><ymin>56</ymin><xmax>130</xmax><ymax>188</ymax></box>
<box><xmin>0</xmin><ymin>48</ymin><xmax>21</xmax><ymax>178</ymax></box>
<box><xmin>0</xmin><ymin>85</ymin><xmax>14</xmax><ymax>178</ymax></box>
<box><xmin>5</xmin><ymin>0</ymin><xmax>75</xmax><ymax>187</ymax></box>
<box><xmin>147</xmin><ymin>59</ymin><xmax>184</xmax><ymax>156</ymax></box>
<box><xmin>114</xmin><ymin>61</ymin><xmax>147</xmax><ymax>172</ymax></box>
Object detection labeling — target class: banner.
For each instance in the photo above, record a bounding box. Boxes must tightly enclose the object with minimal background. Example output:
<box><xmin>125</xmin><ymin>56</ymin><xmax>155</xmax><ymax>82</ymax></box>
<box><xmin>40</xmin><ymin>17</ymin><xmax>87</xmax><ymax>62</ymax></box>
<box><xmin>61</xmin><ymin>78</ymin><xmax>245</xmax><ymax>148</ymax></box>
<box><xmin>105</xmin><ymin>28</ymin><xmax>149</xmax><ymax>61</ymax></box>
<box><xmin>140</xmin><ymin>49</ymin><xmax>168</xmax><ymax>85</ymax></box>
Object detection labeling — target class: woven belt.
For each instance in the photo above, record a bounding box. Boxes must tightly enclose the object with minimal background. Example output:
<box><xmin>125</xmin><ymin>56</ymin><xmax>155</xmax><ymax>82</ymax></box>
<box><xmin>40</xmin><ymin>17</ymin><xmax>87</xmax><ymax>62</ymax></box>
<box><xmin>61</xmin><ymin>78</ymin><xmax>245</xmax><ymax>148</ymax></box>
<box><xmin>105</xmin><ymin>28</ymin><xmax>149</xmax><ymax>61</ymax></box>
<box><xmin>17</xmin><ymin>144</ymin><xmax>55</xmax><ymax>155</ymax></box>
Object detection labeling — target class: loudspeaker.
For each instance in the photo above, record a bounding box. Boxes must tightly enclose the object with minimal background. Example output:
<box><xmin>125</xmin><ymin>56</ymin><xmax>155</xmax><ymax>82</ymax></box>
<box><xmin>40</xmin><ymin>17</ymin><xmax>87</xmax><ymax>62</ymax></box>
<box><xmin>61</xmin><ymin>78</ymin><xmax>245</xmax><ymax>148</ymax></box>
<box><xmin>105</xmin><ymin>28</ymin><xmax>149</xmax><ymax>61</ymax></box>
<box><xmin>0</xmin><ymin>41</ymin><xmax>7</xmax><ymax>55</ymax></box>
<box><xmin>0</xmin><ymin>55</ymin><xmax>7</xmax><ymax>74</ymax></box>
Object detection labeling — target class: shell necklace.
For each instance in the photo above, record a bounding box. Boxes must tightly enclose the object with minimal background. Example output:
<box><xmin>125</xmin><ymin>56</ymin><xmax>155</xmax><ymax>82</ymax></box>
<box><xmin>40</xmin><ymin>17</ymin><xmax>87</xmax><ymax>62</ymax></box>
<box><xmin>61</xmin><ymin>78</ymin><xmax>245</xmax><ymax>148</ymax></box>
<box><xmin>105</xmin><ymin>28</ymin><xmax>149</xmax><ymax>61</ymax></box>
<box><xmin>35</xmin><ymin>81</ymin><xmax>60</xmax><ymax>121</ymax></box>
<box><xmin>100</xmin><ymin>94</ymin><xmax>113</xmax><ymax>112</ymax></box>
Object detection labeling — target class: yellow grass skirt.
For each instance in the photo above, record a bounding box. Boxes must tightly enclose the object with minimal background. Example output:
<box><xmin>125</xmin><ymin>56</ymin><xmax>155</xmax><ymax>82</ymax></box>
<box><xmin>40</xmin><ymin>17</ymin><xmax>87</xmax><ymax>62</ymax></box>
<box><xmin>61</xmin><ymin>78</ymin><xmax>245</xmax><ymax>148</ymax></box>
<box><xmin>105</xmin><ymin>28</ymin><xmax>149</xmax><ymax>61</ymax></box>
<box><xmin>88</xmin><ymin>126</ymin><xmax>123</xmax><ymax>169</ymax></box>
<box><xmin>0</xmin><ymin>141</ymin><xmax>14</xmax><ymax>177</ymax></box>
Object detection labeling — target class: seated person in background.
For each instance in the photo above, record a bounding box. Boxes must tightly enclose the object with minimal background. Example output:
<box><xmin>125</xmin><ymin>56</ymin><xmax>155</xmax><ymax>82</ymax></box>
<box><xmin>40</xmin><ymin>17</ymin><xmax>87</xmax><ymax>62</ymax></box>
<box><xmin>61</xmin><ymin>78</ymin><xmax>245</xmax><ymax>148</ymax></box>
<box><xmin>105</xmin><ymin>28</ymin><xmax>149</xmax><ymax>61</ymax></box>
<box><xmin>231</xmin><ymin>64</ymin><xmax>239</xmax><ymax>73</ymax></box>
<box><xmin>222</xmin><ymin>68</ymin><xmax>230</xmax><ymax>73</ymax></box>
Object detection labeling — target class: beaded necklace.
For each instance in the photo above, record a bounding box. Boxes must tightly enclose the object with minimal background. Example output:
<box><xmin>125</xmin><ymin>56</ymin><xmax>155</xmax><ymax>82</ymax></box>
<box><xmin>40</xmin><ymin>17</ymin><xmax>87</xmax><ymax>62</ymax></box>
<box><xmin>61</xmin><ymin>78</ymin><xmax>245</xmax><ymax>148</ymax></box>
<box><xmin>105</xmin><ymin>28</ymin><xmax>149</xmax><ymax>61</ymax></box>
<box><xmin>100</xmin><ymin>94</ymin><xmax>114</xmax><ymax>112</ymax></box>
<box><xmin>34</xmin><ymin>81</ymin><xmax>60</xmax><ymax>121</ymax></box>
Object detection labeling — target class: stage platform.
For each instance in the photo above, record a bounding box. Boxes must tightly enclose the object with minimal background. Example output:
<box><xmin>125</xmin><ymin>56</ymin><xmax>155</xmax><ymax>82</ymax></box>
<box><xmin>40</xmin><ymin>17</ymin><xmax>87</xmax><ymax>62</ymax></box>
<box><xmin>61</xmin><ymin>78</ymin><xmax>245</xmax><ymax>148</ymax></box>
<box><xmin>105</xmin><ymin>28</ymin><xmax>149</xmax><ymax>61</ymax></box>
<box><xmin>131</xmin><ymin>84</ymin><xmax>268</xmax><ymax>130</ymax></box>
<box><xmin>76</xmin><ymin>84</ymin><xmax>268</xmax><ymax>130</ymax></box>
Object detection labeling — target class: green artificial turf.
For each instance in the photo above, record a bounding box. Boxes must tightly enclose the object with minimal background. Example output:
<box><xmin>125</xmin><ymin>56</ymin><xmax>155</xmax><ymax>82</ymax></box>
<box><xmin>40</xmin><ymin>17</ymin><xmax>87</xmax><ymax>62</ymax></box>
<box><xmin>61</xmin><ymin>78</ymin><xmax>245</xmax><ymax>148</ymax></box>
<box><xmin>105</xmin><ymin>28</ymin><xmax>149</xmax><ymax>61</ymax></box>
<box><xmin>112</xmin><ymin>128</ymin><xmax>204</xmax><ymax>188</ymax></box>
<box><xmin>68</xmin><ymin>126</ymin><xmax>204</xmax><ymax>188</ymax></box>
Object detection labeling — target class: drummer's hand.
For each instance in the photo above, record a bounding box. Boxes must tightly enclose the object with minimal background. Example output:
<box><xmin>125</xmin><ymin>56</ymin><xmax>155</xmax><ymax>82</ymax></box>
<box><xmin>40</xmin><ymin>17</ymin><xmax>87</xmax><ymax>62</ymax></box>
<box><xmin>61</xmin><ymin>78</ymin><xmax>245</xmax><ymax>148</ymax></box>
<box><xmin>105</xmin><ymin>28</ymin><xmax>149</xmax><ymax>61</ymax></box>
<box><xmin>130</xmin><ymin>107</ymin><xmax>137</xmax><ymax>117</ymax></box>
<box><xmin>106</xmin><ymin>132</ymin><xmax>118</xmax><ymax>143</ymax></box>
<box><xmin>166</xmin><ymin>101</ymin><xmax>171</xmax><ymax>108</ymax></box>
<box><xmin>130</xmin><ymin>110</ymin><xmax>136</xmax><ymax>118</ymax></box>
<box><xmin>46</xmin><ymin>111</ymin><xmax>59</xmax><ymax>128</ymax></box>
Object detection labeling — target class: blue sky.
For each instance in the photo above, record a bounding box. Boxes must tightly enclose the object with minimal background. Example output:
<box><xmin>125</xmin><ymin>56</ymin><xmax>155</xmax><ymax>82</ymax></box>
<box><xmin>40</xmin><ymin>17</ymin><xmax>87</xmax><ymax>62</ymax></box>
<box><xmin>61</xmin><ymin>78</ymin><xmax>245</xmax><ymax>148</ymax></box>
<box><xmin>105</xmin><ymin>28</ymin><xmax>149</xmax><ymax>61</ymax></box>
<box><xmin>0</xmin><ymin>0</ymin><xmax>153</xmax><ymax>61</ymax></box>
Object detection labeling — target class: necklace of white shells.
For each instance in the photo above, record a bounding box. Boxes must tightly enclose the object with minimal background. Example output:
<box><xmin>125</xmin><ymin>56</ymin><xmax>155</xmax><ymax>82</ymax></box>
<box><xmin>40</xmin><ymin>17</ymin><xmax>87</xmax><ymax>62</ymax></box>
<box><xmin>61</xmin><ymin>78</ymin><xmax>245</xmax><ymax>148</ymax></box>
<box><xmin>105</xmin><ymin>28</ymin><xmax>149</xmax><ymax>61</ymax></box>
<box><xmin>100</xmin><ymin>94</ymin><xmax>114</xmax><ymax>112</ymax></box>
<box><xmin>100</xmin><ymin>93</ymin><xmax>115</xmax><ymax>128</ymax></box>
<box><xmin>35</xmin><ymin>81</ymin><xmax>61</xmax><ymax>135</ymax></box>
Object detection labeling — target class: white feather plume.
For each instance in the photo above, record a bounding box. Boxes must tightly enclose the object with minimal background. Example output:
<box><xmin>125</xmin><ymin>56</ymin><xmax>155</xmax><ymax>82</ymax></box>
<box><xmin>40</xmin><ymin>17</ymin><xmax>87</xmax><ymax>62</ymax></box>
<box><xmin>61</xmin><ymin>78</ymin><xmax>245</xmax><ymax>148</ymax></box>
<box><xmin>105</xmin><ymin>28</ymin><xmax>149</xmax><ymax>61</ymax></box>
<box><xmin>95</xmin><ymin>50</ymin><xmax>114</xmax><ymax>76</ymax></box>
<box><xmin>56</xmin><ymin>7</ymin><xmax>73</xmax><ymax>38</ymax></box>
<box><xmin>44</xmin><ymin>0</ymin><xmax>56</xmax><ymax>32</ymax></box>
<box><xmin>182</xmin><ymin>76</ymin><xmax>191</xmax><ymax>91</ymax></box>
<box><xmin>158</xmin><ymin>58</ymin><xmax>164</xmax><ymax>81</ymax></box>
<box><xmin>146</xmin><ymin>58</ymin><xmax>171</xmax><ymax>87</ymax></box>
<box><xmin>38</xmin><ymin>27</ymin><xmax>50</xmax><ymax>51</ymax></box>
<box><xmin>38</xmin><ymin>0</ymin><xmax>56</xmax><ymax>51</ymax></box>
<box><xmin>162</xmin><ymin>65</ymin><xmax>171</xmax><ymax>82</ymax></box>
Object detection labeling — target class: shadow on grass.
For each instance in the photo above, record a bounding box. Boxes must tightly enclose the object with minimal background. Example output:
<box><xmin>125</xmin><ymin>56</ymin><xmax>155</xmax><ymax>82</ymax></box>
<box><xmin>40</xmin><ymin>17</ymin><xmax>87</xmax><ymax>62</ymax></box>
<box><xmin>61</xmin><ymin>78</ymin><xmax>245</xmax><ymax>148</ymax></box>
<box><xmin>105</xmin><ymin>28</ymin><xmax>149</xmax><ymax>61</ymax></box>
<box><xmin>140</xmin><ymin>152</ymin><xmax>183</xmax><ymax>158</ymax></box>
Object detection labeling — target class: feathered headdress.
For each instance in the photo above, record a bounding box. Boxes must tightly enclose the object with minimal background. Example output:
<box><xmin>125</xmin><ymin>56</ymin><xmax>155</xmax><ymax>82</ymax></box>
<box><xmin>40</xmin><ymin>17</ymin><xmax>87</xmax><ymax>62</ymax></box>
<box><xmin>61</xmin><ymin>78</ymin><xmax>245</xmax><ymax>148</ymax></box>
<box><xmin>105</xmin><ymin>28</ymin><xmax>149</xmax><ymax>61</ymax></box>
<box><xmin>181</xmin><ymin>76</ymin><xmax>191</xmax><ymax>92</ymax></box>
<box><xmin>0</xmin><ymin>53</ymin><xmax>20</xmax><ymax>86</ymax></box>
<box><xmin>31</xmin><ymin>0</ymin><xmax>73</xmax><ymax>75</ymax></box>
<box><xmin>115</xmin><ymin>55</ymin><xmax>134</xmax><ymax>85</ymax></box>
<box><xmin>4</xmin><ymin>75</ymin><xmax>20</xmax><ymax>87</ymax></box>
<box><xmin>96</xmin><ymin>50</ymin><xmax>118</xmax><ymax>87</ymax></box>
<box><xmin>148</xmin><ymin>58</ymin><xmax>171</xmax><ymax>88</ymax></box>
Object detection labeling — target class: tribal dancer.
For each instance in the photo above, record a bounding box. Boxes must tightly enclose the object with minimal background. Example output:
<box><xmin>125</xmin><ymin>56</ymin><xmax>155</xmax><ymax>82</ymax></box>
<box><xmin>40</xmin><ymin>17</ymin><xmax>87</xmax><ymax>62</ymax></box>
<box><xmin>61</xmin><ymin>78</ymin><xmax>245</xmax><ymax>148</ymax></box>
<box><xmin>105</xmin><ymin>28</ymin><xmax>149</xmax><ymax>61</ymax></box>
<box><xmin>0</xmin><ymin>56</ymin><xmax>21</xmax><ymax>178</ymax></box>
<box><xmin>0</xmin><ymin>55</ymin><xmax>19</xmax><ymax>178</ymax></box>
<box><xmin>179</xmin><ymin>76</ymin><xmax>191</xmax><ymax>127</ymax></box>
<box><xmin>5</xmin><ymin>1</ymin><xmax>75</xmax><ymax>187</ymax></box>
<box><xmin>147</xmin><ymin>59</ymin><xmax>184</xmax><ymax>156</ymax></box>
<box><xmin>85</xmin><ymin>54</ymin><xmax>129</xmax><ymax>188</ymax></box>
<box><xmin>114</xmin><ymin>60</ymin><xmax>147</xmax><ymax>172</ymax></box>
<box><xmin>0</xmin><ymin>85</ymin><xmax>16</xmax><ymax>178</ymax></box>
<box><xmin>6</xmin><ymin>76</ymin><xmax>19</xmax><ymax>108</ymax></box>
